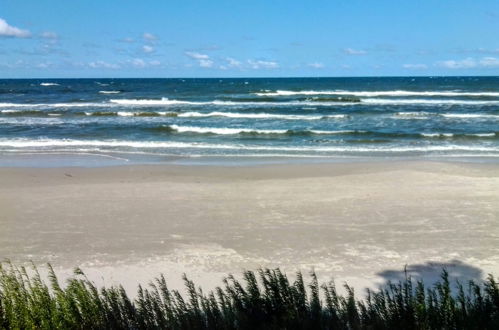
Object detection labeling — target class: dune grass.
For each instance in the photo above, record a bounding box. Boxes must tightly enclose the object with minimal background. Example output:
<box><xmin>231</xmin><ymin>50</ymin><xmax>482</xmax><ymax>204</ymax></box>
<box><xmin>1</xmin><ymin>262</ymin><xmax>499</xmax><ymax>329</ymax></box>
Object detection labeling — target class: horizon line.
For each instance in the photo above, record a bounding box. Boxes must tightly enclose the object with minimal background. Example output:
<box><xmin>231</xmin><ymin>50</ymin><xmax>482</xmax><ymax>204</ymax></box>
<box><xmin>2</xmin><ymin>74</ymin><xmax>499</xmax><ymax>80</ymax></box>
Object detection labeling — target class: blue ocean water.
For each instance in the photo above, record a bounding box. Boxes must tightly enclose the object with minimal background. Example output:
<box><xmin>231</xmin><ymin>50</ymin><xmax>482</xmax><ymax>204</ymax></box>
<box><xmin>1</xmin><ymin>77</ymin><xmax>499</xmax><ymax>160</ymax></box>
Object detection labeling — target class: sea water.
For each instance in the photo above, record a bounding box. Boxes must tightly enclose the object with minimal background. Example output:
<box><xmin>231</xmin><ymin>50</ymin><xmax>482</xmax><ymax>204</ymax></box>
<box><xmin>1</xmin><ymin>77</ymin><xmax>498</xmax><ymax>161</ymax></box>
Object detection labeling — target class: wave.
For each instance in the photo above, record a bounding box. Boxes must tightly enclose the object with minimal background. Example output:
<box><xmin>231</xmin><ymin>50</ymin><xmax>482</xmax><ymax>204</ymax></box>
<box><xmin>225</xmin><ymin>96</ymin><xmax>361</xmax><ymax>103</ymax></box>
<box><xmin>109</xmin><ymin>98</ymin><xmax>356</xmax><ymax>107</ymax></box>
<box><xmin>166</xmin><ymin>125</ymin><xmax>357</xmax><ymax>135</ymax></box>
<box><xmin>99</xmin><ymin>90</ymin><xmax>121</xmax><ymax>94</ymax></box>
<box><xmin>12</xmin><ymin>97</ymin><xmax>495</xmax><ymax>109</ymax></box>
<box><xmin>421</xmin><ymin>133</ymin><xmax>454</xmax><ymax>138</ymax></box>
<box><xmin>393</xmin><ymin>112</ymin><xmax>499</xmax><ymax>120</ymax></box>
<box><xmin>154</xmin><ymin>126</ymin><xmax>497</xmax><ymax>139</ymax></box>
<box><xmin>393</xmin><ymin>112</ymin><xmax>431</xmax><ymax>119</ymax></box>
<box><xmin>1</xmin><ymin>110</ymin><xmax>26</xmax><ymax>113</ymax></box>
<box><xmin>177</xmin><ymin>111</ymin><xmax>346</xmax><ymax>120</ymax></box>
<box><xmin>40</xmin><ymin>83</ymin><xmax>59</xmax><ymax>86</ymax></box>
<box><xmin>469</xmin><ymin>133</ymin><xmax>497</xmax><ymax>137</ymax></box>
<box><xmin>110</xmin><ymin>97</ymin><xmax>499</xmax><ymax>107</ymax></box>
<box><xmin>1</xmin><ymin>109</ymin><xmax>344</xmax><ymax>120</ymax></box>
<box><xmin>117</xmin><ymin>111</ymin><xmax>157</xmax><ymax>117</ymax></box>
<box><xmin>110</xmin><ymin>98</ymin><xmax>201</xmax><ymax>106</ymax></box>
<box><xmin>363</xmin><ymin>98</ymin><xmax>499</xmax><ymax>105</ymax></box>
<box><xmin>83</xmin><ymin>111</ymin><xmax>176</xmax><ymax>117</ymax></box>
<box><xmin>1</xmin><ymin>138</ymin><xmax>499</xmax><ymax>153</ymax></box>
<box><xmin>441</xmin><ymin>113</ymin><xmax>499</xmax><ymax>119</ymax></box>
<box><xmin>0</xmin><ymin>102</ymin><xmax>107</xmax><ymax>108</ymax></box>
<box><xmin>421</xmin><ymin>133</ymin><xmax>496</xmax><ymax>138</ymax></box>
<box><xmin>255</xmin><ymin>90</ymin><xmax>499</xmax><ymax>97</ymax></box>
<box><xmin>1</xmin><ymin>109</ymin><xmax>45</xmax><ymax>116</ymax></box>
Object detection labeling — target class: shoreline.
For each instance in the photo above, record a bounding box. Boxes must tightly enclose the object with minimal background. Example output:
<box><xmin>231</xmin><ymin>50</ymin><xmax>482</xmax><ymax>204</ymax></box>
<box><xmin>2</xmin><ymin>150</ymin><xmax>499</xmax><ymax>168</ymax></box>
<box><xmin>1</xmin><ymin>160</ymin><xmax>499</xmax><ymax>294</ymax></box>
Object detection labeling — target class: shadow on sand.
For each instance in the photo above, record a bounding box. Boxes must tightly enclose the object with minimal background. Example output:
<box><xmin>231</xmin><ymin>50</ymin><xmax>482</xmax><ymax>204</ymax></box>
<box><xmin>376</xmin><ymin>259</ymin><xmax>484</xmax><ymax>288</ymax></box>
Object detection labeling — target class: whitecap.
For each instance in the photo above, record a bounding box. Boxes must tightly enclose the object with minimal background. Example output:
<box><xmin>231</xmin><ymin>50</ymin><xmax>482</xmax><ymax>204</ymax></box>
<box><xmin>255</xmin><ymin>90</ymin><xmax>499</xmax><ymax>97</ymax></box>
<box><xmin>99</xmin><ymin>90</ymin><xmax>121</xmax><ymax>94</ymax></box>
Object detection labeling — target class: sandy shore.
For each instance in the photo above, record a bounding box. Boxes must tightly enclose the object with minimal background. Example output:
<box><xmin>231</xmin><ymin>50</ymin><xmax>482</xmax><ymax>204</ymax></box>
<box><xmin>1</xmin><ymin>160</ymin><xmax>499</xmax><ymax>294</ymax></box>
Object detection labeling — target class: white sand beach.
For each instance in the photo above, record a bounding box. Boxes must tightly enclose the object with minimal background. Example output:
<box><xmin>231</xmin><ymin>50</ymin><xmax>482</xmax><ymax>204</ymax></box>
<box><xmin>1</xmin><ymin>160</ymin><xmax>498</xmax><ymax>294</ymax></box>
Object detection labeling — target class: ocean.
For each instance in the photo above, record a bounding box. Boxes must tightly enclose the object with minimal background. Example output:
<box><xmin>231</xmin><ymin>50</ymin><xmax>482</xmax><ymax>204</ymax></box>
<box><xmin>1</xmin><ymin>77</ymin><xmax>499</xmax><ymax>162</ymax></box>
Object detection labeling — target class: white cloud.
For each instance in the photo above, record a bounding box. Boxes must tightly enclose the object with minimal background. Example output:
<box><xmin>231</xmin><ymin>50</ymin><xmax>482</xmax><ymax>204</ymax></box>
<box><xmin>226</xmin><ymin>57</ymin><xmax>242</xmax><ymax>68</ymax></box>
<box><xmin>36</xmin><ymin>62</ymin><xmax>52</xmax><ymax>69</ymax></box>
<box><xmin>130</xmin><ymin>58</ymin><xmax>146</xmax><ymax>68</ymax></box>
<box><xmin>88</xmin><ymin>61</ymin><xmax>120</xmax><ymax>69</ymax></box>
<box><xmin>143</xmin><ymin>32</ymin><xmax>157</xmax><ymax>41</ymax></box>
<box><xmin>479</xmin><ymin>57</ymin><xmax>499</xmax><ymax>68</ymax></box>
<box><xmin>437</xmin><ymin>56</ymin><xmax>499</xmax><ymax>69</ymax></box>
<box><xmin>403</xmin><ymin>63</ymin><xmax>428</xmax><ymax>70</ymax></box>
<box><xmin>149</xmin><ymin>60</ymin><xmax>161</xmax><ymax>66</ymax></box>
<box><xmin>0</xmin><ymin>18</ymin><xmax>30</xmax><ymax>38</ymax></box>
<box><xmin>343</xmin><ymin>48</ymin><xmax>367</xmax><ymax>55</ymax></box>
<box><xmin>142</xmin><ymin>45</ymin><xmax>154</xmax><ymax>53</ymax></box>
<box><xmin>198</xmin><ymin>59</ymin><xmax>213</xmax><ymax>68</ymax></box>
<box><xmin>185</xmin><ymin>52</ymin><xmax>214</xmax><ymax>68</ymax></box>
<box><xmin>438</xmin><ymin>57</ymin><xmax>476</xmax><ymax>69</ymax></box>
<box><xmin>185</xmin><ymin>51</ymin><xmax>210</xmax><ymax>60</ymax></box>
<box><xmin>247</xmin><ymin>59</ymin><xmax>279</xmax><ymax>69</ymax></box>
<box><xmin>307</xmin><ymin>62</ymin><xmax>325</xmax><ymax>69</ymax></box>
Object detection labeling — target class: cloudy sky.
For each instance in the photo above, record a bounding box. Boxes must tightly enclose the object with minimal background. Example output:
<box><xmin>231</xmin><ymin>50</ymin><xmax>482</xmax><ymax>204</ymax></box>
<box><xmin>1</xmin><ymin>0</ymin><xmax>499</xmax><ymax>78</ymax></box>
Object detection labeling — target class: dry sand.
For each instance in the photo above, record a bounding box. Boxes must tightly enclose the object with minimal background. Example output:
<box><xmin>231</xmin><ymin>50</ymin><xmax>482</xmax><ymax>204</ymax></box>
<box><xmin>1</xmin><ymin>160</ymin><xmax>498</xmax><ymax>294</ymax></box>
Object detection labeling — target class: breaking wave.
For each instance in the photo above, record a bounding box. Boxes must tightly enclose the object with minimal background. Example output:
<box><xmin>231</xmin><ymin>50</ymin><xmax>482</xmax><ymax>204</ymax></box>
<box><xmin>1</xmin><ymin>138</ymin><xmax>498</xmax><ymax>154</ymax></box>
<box><xmin>255</xmin><ymin>90</ymin><xmax>499</xmax><ymax>97</ymax></box>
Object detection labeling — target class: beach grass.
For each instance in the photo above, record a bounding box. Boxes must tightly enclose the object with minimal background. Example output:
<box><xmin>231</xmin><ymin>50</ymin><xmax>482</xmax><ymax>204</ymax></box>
<box><xmin>1</xmin><ymin>261</ymin><xmax>499</xmax><ymax>329</ymax></box>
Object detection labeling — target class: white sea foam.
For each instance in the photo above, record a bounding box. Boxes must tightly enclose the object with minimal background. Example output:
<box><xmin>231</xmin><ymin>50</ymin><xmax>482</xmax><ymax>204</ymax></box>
<box><xmin>1</xmin><ymin>110</ymin><xmax>23</xmax><ymax>113</ymax></box>
<box><xmin>116</xmin><ymin>112</ymin><xmax>134</xmax><ymax>117</ymax></box>
<box><xmin>99</xmin><ymin>90</ymin><xmax>121</xmax><ymax>94</ymax></box>
<box><xmin>467</xmin><ymin>133</ymin><xmax>496</xmax><ymax>137</ymax></box>
<box><xmin>168</xmin><ymin>125</ymin><xmax>356</xmax><ymax>135</ymax></box>
<box><xmin>177</xmin><ymin>111</ymin><xmax>345</xmax><ymax>120</ymax></box>
<box><xmin>421</xmin><ymin>132</ymin><xmax>496</xmax><ymax>138</ymax></box>
<box><xmin>110</xmin><ymin>98</ymin><xmax>202</xmax><ymax>106</ymax></box>
<box><xmin>363</xmin><ymin>99</ymin><xmax>499</xmax><ymax>105</ymax></box>
<box><xmin>441</xmin><ymin>113</ymin><xmax>499</xmax><ymax>119</ymax></box>
<box><xmin>396</xmin><ymin>111</ymin><xmax>431</xmax><ymax>116</ymax></box>
<box><xmin>2</xmin><ymin>97</ymin><xmax>498</xmax><ymax>110</ymax></box>
<box><xmin>169</xmin><ymin>125</ymin><xmax>287</xmax><ymax>135</ymax></box>
<box><xmin>255</xmin><ymin>90</ymin><xmax>499</xmax><ymax>97</ymax></box>
<box><xmin>1</xmin><ymin>138</ymin><xmax>498</xmax><ymax>153</ymax></box>
<box><xmin>0</xmin><ymin>99</ymin><xmax>354</xmax><ymax>109</ymax></box>
<box><xmin>421</xmin><ymin>133</ymin><xmax>454</xmax><ymax>138</ymax></box>
<box><xmin>40</xmin><ymin>82</ymin><xmax>59</xmax><ymax>86</ymax></box>
<box><xmin>109</xmin><ymin>98</ymin><xmax>355</xmax><ymax>107</ymax></box>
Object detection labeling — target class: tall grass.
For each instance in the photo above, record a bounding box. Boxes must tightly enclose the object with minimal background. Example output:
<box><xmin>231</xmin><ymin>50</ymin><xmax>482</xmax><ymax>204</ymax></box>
<box><xmin>1</xmin><ymin>261</ymin><xmax>498</xmax><ymax>329</ymax></box>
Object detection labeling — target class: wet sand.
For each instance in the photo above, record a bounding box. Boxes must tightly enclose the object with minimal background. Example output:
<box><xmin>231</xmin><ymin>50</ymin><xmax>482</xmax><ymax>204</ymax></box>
<box><xmin>1</xmin><ymin>160</ymin><xmax>498</xmax><ymax>293</ymax></box>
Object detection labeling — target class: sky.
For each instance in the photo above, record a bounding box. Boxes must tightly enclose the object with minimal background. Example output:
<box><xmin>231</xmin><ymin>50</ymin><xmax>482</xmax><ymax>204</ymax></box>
<box><xmin>1</xmin><ymin>0</ymin><xmax>499</xmax><ymax>78</ymax></box>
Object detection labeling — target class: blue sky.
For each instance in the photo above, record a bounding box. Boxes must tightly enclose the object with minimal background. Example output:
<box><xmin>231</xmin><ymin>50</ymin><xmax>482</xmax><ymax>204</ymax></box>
<box><xmin>1</xmin><ymin>0</ymin><xmax>499</xmax><ymax>78</ymax></box>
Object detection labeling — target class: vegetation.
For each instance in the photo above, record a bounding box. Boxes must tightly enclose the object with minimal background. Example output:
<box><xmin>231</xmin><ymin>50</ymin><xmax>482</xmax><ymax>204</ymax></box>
<box><xmin>1</xmin><ymin>262</ymin><xmax>498</xmax><ymax>329</ymax></box>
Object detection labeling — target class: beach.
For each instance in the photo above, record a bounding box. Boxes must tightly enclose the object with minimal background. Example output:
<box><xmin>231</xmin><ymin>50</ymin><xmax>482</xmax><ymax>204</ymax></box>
<box><xmin>1</xmin><ymin>160</ymin><xmax>498</xmax><ymax>293</ymax></box>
